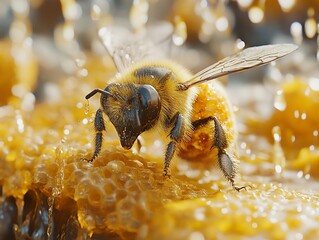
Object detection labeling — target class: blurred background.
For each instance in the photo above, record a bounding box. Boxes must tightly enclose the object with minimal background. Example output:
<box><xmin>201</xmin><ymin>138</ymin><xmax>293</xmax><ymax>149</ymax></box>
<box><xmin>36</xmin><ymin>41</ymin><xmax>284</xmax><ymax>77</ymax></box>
<box><xmin>0</xmin><ymin>0</ymin><xmax>318</xmax><ymax>104</ymax></box>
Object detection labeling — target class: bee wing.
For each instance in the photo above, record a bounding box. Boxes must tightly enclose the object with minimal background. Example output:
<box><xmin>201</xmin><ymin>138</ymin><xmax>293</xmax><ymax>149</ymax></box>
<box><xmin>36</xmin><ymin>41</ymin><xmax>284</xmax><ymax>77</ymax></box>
<box><xmin>181</xmin><ymin>44</ymin><xmax>298</xmax><ymax>89</ymax></box>
<box><xmin>98</xmin><ymin>26</ymin><xmax>146</xmax><ymax>72</ymax></box>
<box><xmin>98</xmin><ymin>22</ymin><xmax>173</xmax><ymax>73</ymax></box>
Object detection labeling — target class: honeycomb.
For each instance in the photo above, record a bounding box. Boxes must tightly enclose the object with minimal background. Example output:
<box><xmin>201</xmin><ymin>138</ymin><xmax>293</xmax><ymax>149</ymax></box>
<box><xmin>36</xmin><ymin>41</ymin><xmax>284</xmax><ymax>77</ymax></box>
<box><xmin>1</xmin><ymin>49</ymin><xmax>319</xmax><ymax>240</ymax></box>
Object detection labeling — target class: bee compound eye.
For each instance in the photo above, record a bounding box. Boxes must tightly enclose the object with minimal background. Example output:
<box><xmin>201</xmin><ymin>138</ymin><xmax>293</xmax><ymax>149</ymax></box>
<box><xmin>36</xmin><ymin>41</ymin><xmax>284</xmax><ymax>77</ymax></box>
<box><xmin>136</xmin><ymin>85</ymin><xmax>161</xmax><ymax>128</ymax></box>
<box><xmin>138</xmin><ymin>85</ymin><xmax>160</xmax><ymax>110</ymax></box>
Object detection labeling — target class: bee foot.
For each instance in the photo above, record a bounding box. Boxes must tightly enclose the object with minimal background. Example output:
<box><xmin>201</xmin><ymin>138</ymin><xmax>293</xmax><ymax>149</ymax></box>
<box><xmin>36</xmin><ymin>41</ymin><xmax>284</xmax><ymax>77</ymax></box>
<box><xmin>163</xmin><ymin>170</ymin><xmax>171</xmax><ymax>178</ymax></box>
<box><xmin>80</xmin><ymin>157</ymin><xmax>94</xmax><ymax>163</ymax></box>
<box><xmin>232</xmin><ymin>184</ymin><xmax>252</xmax><ymax>192</ymax></box>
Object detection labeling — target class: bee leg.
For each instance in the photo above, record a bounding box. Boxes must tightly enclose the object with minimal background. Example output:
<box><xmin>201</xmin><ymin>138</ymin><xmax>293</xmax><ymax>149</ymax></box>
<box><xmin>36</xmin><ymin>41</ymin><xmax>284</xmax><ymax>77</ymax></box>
<box><xmin>212</xmin><ymin>117</ymin><xmax>249</xmax><ymax>191</ymax></box>
<box><xmin>164</xmin><ymin>112</ymin><xmax>185</xmax><ymax>177</ymax></box>
<box><xmin>192</xmin><ymin>116</ymin><xmax>228</xmax><ymax>149</ymax></box>
<box><xmin>217</xmin><ymin>150</ymin><xmax>247</xmax><ymax>192</ymax></box>
<box><xmin>192</xmin><ymin>117</ymin><xmax>247</xmax><ymax>191</ymax></box>
<box><xmin>86</xmin><ymin>109</ymin><xmax>106</xmax><ymax>162</ymax></box>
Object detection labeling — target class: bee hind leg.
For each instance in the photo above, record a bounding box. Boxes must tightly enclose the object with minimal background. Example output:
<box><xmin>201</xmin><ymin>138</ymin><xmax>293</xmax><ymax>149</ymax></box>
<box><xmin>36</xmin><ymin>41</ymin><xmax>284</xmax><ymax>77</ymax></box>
<box><xmin>84</xmin><ymin>109</ymin><xmax>106</xmax><ymax>162</ymax></box>
<box><xmin>192</xmin><ymin>116</ymin><xmax>248</xmax><ymax>191</ymax></box>
<box><xmin>217</xmin><ymin>149</ymin><xmax>248</xmax><ymax>192</ymax></box>
<box><xmin>164</xmin><ymin>112</ymin><xmax>185</xmax><ymax>177</ymax></box>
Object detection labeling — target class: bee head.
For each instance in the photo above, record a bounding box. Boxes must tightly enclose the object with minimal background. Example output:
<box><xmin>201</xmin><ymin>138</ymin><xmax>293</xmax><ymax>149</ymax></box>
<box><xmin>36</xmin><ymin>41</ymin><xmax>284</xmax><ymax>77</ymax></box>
<box><xmin>100</xmin><ymin>83</ymin><xmax>161</xmax><ymax>149</ymax></box>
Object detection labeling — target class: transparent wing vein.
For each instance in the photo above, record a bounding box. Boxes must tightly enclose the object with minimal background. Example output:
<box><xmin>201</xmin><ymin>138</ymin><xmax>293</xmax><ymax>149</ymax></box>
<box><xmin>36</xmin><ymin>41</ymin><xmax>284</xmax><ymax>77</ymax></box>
<box><xmin>182</xmin><ymin>44</ymin><xmax>298</xmax><ymax>88</ymax></box>
<box><xmin>97</xmin><ymin>22</ymin><xmax>173</xmax><ymax>73</ymax></box>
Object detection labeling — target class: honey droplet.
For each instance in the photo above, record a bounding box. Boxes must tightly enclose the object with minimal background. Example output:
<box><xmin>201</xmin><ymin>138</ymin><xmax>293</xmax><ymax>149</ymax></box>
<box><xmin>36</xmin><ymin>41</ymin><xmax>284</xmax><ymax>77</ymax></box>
<box><xmin>248</xmin><ymin>6</ymin><xmax>264</xmax><ymax>24</ymax></box>
<box><xmin>85</xmin><ymin>99</ymin><xmax>90</xmax><ymax>115</ymax></box>
<box><xmin>60</xmin><ymin>0</ymin><xmax>81</xmax><ymax>21</ymax></box>
<box><xmin>129</xmin><ymin>0</ymin><xmax>149</xmax><ymax>33</ymax></box>
<box><xmin>305</xmin><ymin>17</ymin><xmax>317</xmax><ymax>39</ymax></box>
<box><xmin>272</xmin><ymin>126</ymin><xmax>286</xmax><ymax>176</ymax></box>
<box><xmin>278</xmin><ymin>0</ymin><xmax>296</xmax><ymax>12</ymax></box>
<box><xmin>216</xmin><ymin>16</ymin><xmax>229</xmax><ymax>33</ymax></box>
<box><xmin>290</xmin><ymin>22</ymin><xmax>303</xmax><ymax>45</ymax></box>
<box><xmin>91</xmin><ymin>0</ymin><xmax>110</xmax><ymax>22</ymax></box>
<box><xmin>236</xmin><ymin>39</ymin><xmax>245</xmax><ymax>50</ymax></box>
<box><xmin>173</xmin><ymin>16</ymin><xmax>187</xmax><ymax>46</ymax></box>
<box><xmin>274</xmin><ymin>90</ymin><xmax>286</xmax><ymax>111</ymax></box>
<box><xmin>91</xmin><ymin>3</ymin><xmax>101</xmax><ymax>21</ymax></box>
<box><xmin>15</xmin><ymin>111</ymin><xmax>25</xmax><ymax>133</ymax></box>
<box><xmin>237</xmin><ymin>0</ymin><xmax>253</xmax><ymax>8</ymax></box>
<box><xmin>74</xmin><ymin>52</ymin><xmax>86</xmax><ymax>68</ymax></box>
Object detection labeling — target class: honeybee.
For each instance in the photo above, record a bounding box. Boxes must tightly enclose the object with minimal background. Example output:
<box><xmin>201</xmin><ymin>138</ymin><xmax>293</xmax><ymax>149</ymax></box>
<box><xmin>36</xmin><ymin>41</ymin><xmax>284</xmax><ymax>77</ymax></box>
<box><xmin>85</xmin><ymin>25</ymin><xmax>297</xmax><ymax>191</ymax></box>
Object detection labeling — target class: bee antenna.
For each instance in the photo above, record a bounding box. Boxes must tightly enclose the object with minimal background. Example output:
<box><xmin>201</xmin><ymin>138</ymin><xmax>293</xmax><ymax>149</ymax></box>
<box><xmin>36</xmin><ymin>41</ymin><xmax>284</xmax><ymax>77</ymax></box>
<box><xmin>85</xmin><ymin>89</ymin><xmax>116</xmax><ymax>100</ymax></box>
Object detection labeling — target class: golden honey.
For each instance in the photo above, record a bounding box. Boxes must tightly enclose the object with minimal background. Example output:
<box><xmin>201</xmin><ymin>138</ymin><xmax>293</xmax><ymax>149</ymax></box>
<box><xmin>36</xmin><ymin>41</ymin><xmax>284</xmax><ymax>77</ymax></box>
<box><xmin>1</xmin><ymin>52</ymin><xmax>319</xmax><ymax>239</ymax></box>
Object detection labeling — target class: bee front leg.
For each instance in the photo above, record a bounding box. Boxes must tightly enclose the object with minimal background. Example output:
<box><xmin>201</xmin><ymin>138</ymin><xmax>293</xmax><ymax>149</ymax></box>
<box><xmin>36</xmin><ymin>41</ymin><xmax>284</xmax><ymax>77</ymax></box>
<box><xmin>192</xmin><ymin>116</ymin><xmax>247</xmax><ymax>191</ymax></box>
<box><xmin>86</xmin><ymin>108</ymin><xmax>106</xmax><ymax>162</ymax></box>
<box><xmin>164</xmin><ymin>112</ymin><xmax>185</xmax><ymax>177</ymax></box>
